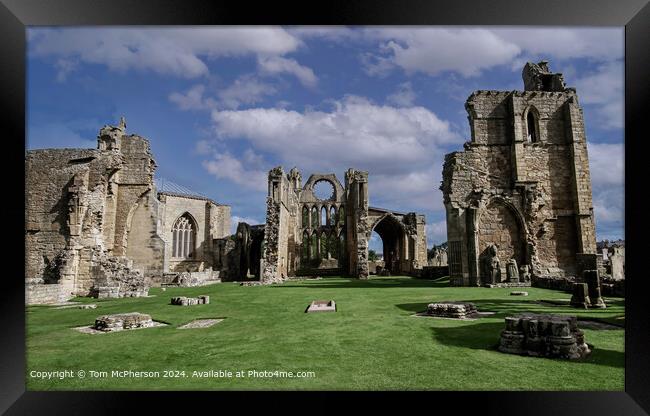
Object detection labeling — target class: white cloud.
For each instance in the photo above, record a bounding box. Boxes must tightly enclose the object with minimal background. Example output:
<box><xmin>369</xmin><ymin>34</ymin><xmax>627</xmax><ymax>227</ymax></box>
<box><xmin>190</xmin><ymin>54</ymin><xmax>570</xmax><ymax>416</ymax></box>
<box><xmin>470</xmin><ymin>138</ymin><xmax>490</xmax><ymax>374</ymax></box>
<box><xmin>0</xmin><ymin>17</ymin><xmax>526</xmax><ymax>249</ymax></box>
<box><xmin>369</xmin><ymin>164</ymin><xmax>445</xmax><ymax>212</ymax></box>
<box><xmin>169</xmin><ymin>85</ymin><xmax>216</xmax><ymax>111</ymax></box>
<box><xmin>195</xmin><ymin>139</ymin><xmax>214</xmax><ymax>155</ymax></box>
<box><xmin>292</xmin><ymin>27</ymin><xmax>622</xmax><ymax>81</ymax></box>
<box><xmin>202</xmin><ymin>151</ymin><xmax>268</xmax><ymax>192</ymax></box>
<box><xmin>258</xmin><ymin>56</ymin><xmax>318</xmax><ymax>87</ymax></box>
<box><xmin>491</xmin><ymin>28</ymin><xmax>624</xmax><ymax>62</ymax></box>
<box><xmin>170</xmin><ymin>76</ymin><xmax>278</xmax><ymax>111</ymax></box>
<box><xmin>587</xmin><ymin>142</ymin><xmax>624</xmax><ymax>186</ymax></box>
<box><xmin>587</xmin><ymin>141</ymin><xmax>624</xmax><ymax>240</ymax></box>
<box><xmin>427</xmin><ymin>220</ymin><xmax>448</xmax><ymax>245</ymax></box>
<box><xmin>29</xmin><ymin>27</ymin><xmax>303</xmax><ymax>79</ymax></box>
<box><xmin>206</xmin><ymin>96</ymin><xmax>460</xmax><ymax>217</ymax></box>
<box><xmin>357</xmin><ymin>28</ymin><xmax>521</xmax><ymax>77</ymax></box>
<box><xmin>218</xmin><ymin>75</ymin><xmax>278</xmax><ymax>109</ymax></box>
<box><xmin>211</xmin><ymin>95</ymin><xmax>460</xmax><ymax>174</ymax></box>
<box><xmin>54</xmin><ymin>58</ymin><xmax>78</xmax><ymax>82</ymax></box>
<box><xmin>359</xmin><ymin>52</ymin><xmax>395</xmax><ymax>78</ymax></box>
<box><xmin>592</xmin><ymin>185</ymin><xmax>624</xmax><ymax>239</ymax></box>
<box><xmin>575</xmin><ymin>61</ymin><xmax>624</xmax><ymax>129</ymax></box>
<box><xmin>287</xmin><ymin>27</ymin><xmax>362</xmax><ymax>43</ymax></box>
<box><xmin>386</xmin><ymin>82</ymin><xmax>416</xmax><ymax>107</ymax></box>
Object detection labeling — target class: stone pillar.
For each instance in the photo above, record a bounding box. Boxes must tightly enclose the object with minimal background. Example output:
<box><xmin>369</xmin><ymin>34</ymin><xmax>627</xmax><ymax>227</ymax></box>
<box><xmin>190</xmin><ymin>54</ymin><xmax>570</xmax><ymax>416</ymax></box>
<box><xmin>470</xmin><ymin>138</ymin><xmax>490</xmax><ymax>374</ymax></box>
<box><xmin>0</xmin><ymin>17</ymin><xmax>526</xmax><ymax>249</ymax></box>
<box><xmin>345</xmin><ymin>169</ymin><xmax>369</xmax><ymax>279</ymax></box>
<box><xmin>510</xmin><ymin>95</ymin><xmax>528</xmax><ymax>183</ymax></box>
<box><xmin>467</xmin><ymin>207</ymin><xmax>480</xmax><ymax>286</ymax></box>
<box><xmin>570</xmin><ymin>283</ymin><xmax>591</xmax><ymax>309</ymax></box>
<box><xmin>565</xmin><ymin>97</ymin><xmax>597</xmax><ymax>255</ymax></box>
<box><xmin>584</xmin><ymin>270</ymin><xmax>606</xmax><ymax>309</ymax></box>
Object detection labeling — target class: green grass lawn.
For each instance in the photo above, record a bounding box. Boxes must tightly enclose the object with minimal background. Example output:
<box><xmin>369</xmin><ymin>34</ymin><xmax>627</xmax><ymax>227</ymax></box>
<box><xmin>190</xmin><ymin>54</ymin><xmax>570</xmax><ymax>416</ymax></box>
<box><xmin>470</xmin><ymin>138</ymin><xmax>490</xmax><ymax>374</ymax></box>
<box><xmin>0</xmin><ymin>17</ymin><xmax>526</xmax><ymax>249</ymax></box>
<box><xmin>26</xmin><ymin>276</ymin><xmax>625</xmax><ymax>390</ymax></box>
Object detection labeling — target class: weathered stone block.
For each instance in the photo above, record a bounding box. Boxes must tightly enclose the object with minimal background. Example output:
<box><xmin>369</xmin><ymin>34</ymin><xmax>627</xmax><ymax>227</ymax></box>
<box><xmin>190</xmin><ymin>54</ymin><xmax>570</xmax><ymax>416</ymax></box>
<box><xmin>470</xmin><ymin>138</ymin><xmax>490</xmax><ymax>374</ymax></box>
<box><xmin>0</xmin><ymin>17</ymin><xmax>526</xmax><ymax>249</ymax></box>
<box><xmin>510</xmin><ymin>291</ymin><xmax>528</xmax><ymax>296</ymax></box>
<box><xmin>170</xmin><ymin>295</ymin><xmax>210</xmax><ymax>306</ymax></box>
<box><xmin>426</xmin><ymin>301</ymin><xmax>478</xmax><ymax>319</ymax></box>
<box><xmin>498</xmin><ymin>313</ymin><xmax>590</xmax><ymax>359</ymax></box>
<box><xmin>94</xmin><ymin>312</ymin><xmax>154</xmax><ymax>332</ymax></box>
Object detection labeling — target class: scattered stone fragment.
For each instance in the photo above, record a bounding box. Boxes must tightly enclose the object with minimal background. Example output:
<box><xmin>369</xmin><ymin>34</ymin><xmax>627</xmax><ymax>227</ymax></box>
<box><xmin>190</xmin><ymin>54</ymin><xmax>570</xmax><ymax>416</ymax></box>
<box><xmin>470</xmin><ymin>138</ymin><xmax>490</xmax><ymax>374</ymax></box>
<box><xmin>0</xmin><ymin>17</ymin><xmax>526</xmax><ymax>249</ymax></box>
<box><xmin>425</xmin><ymin>301</ymin><xmax>478</xmax><ymax>319</ymax></box>
<box><xmin>170</xmin><ymin>295</ymin><xmax>210</xmax><ymax>306</ymax></box>
<box><xmin>306</xmin><ymin>300</ymin><xmax>336</xmax><ymax>313</ymax></box>
<box><xmin>93</xmin><ymin>312</ymin><xmax>154</xmax><ymax>332</ymax></box>
<box><xmin>161</xmin><ymin>287</ymin><xmax>166</xmax><ymax>292</ymax></box>
<box><xmin>498</xmin><ymin>312</ymin><xmax>591</xmax><ymax>359</ymax></box>
<box><xmin>484</xmin><ymin>282</ymin><xmax>531</xmax><ymax>288</ymax></box>
<box><xmin>240</xmin><ymin>281</ymin><xmax>262</xmax><ymax>286</ymax></box>
<box><xmin>510</xmin><ymin>291</ymin><xmax>528</xmax><ymax>296</ymax></box>
<box><xmin>178</xmin><ymin>318</ymin><xmax>223</xmax><ymax>329</ymax></box>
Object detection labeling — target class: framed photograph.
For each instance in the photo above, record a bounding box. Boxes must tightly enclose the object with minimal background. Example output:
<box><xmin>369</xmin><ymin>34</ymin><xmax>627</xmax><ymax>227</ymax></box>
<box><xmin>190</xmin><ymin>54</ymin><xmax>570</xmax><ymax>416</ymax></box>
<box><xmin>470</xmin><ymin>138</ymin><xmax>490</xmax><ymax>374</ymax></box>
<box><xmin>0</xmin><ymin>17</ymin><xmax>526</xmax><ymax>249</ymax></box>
<box><xmin>3</xmin><ymin>0</ymin><xmax>648</xmax><ymax>413</ymax></box>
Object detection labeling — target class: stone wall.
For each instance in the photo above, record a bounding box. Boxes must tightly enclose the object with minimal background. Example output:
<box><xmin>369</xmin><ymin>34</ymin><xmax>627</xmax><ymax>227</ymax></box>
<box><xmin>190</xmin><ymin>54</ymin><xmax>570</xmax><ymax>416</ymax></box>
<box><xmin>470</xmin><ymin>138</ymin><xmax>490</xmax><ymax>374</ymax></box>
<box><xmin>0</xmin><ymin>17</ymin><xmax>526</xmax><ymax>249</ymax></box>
<box><xmin>25</xmin><ymin>119</ymin><xmax>230</xmax><ymax>302</ymax></box>
<box><xmin>125</xmin><ymin>190</ymin><xmax>165</xmax><ymax>277</ymax></box>
<box><xmin>157</xmin><ymin>193</ymin><xmax>230</xmax><ymax>273</ymax></box>
<box><xmin>25</xmin><ymin>148</ymin><xmax>116</xmax><ymax>283</ymax></box>
<box><xmin>26</xmin><ymin>283</ymin><xmax>73</xmax><ymax>305</ymax></box>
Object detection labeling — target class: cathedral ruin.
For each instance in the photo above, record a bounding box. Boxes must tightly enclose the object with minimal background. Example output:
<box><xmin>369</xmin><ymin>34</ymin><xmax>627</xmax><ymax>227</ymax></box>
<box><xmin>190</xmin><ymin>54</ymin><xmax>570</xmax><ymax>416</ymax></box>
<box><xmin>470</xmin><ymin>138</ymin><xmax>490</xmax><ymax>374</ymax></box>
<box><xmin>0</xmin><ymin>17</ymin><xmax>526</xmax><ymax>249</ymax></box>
<box><xmin>441</xmin><ymin>61</ymin><xmax>598</xmax><ymax>286</ymax></box>
<box><xmin>257</xmin><ymin>167</ymin><xmax>427</xmax><ymax>282</ymax></box>
<box><xmin>25</xmin><ymin>119</ymin><xmax>231</xmax><ymax>304</ymax></box>
<box><xmin>25</xmin><ymin>119</ymin><xmax>428</xmax><ymax>304</ymax></box>
<box><xmin>25</xmin><ymin>60</ymin><xmax>606</xmax><ymax>303</ymax></box>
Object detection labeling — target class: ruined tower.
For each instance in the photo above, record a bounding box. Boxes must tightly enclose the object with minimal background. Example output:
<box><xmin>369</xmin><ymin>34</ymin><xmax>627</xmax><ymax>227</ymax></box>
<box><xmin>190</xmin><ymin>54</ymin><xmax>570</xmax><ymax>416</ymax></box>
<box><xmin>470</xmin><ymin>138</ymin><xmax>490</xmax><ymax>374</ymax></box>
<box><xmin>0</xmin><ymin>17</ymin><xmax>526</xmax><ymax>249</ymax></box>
<box><xmin>441</xmin><ymin>61</ymin><xmax>597</xmax><ymax>286</ymax></box>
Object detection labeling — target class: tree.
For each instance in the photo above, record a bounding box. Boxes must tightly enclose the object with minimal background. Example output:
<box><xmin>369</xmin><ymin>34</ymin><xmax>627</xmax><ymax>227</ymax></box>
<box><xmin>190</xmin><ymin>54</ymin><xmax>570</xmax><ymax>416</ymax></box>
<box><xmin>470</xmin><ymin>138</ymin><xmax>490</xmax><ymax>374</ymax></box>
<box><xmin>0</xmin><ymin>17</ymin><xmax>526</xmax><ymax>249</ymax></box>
<box><xmin>368</xmin><ymin>249</ymin><xmax>378</xmax><ymax>261</ymax></box>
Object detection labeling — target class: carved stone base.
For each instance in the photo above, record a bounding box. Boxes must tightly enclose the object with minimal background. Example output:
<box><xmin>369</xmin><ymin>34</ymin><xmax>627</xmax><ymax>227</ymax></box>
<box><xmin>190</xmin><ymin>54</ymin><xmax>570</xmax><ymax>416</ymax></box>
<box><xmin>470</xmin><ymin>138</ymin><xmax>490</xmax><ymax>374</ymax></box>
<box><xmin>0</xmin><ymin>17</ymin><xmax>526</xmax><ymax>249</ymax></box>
<box><xmin>426</xmin><ymin>302</ymin><xmax>478</xmax><ymax>319</ymax></box>
<box><xmin>94</xmin><ymin>312</ymin><xmax>154</xmax><ymax>332</ymax></box>
<box><xmin>498</xmin><ymin>313</ymin><xmax>591</xmax><ymax>359</ymax></box>
<box><xmin>170</xmin><ymin>295</ymin><xmax>210</xmax><ymax>306</ymax></box>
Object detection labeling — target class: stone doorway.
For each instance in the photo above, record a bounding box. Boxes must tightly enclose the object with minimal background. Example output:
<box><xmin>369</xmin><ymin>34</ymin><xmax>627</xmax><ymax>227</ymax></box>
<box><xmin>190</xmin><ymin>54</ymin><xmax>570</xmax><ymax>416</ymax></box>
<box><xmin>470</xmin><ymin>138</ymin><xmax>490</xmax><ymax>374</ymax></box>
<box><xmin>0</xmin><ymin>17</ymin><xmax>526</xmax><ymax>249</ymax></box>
<box><xmin>372</xmin><ymin>214</ymin><xmax>407</xmax><ymax>275</ymax></box>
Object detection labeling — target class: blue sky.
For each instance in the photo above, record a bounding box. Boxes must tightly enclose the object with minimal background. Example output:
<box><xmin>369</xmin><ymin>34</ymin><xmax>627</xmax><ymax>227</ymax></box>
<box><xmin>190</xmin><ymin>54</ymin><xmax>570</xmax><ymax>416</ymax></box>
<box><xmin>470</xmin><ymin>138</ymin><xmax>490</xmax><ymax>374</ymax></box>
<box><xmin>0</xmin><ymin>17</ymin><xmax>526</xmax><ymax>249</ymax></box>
<box><xmin>26</xmin><ymin>27</ymin><xmax>624</xmax><ymax>252</ymax></box>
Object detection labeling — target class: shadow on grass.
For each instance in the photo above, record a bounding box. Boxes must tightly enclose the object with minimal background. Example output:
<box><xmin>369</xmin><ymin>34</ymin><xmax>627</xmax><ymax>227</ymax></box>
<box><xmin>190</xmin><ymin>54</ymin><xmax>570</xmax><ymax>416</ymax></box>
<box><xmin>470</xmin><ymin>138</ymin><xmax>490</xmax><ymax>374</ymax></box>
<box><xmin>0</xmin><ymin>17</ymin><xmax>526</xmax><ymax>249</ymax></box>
<box><xmin>272</xmin><ymin>277</ymin><xmax>450</xmax><ymax>289</ymax></box>
<box><xmin>428</xmin><ymin>320</ymin><xmax>624</xmax><ymax>368</ymax></box>
<box><xmin>397</xmin><ymin>298</ymin><xmax>625</xmax><ymax>327</ymax></box>
<box><xmin>396</xmin><ymin>298</ymin><xmax>544</xmax><ymax>318</ymax></box>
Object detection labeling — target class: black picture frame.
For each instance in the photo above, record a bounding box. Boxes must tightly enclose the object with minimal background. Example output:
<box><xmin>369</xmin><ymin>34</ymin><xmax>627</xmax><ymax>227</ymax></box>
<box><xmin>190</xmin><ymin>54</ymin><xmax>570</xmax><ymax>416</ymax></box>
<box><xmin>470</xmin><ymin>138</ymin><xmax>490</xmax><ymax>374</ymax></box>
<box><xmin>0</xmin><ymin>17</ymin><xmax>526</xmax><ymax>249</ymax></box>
<box><xmin>2</xmin><ymin>0</ymin><xmax>648</xmax><ymax>413</ymax></box>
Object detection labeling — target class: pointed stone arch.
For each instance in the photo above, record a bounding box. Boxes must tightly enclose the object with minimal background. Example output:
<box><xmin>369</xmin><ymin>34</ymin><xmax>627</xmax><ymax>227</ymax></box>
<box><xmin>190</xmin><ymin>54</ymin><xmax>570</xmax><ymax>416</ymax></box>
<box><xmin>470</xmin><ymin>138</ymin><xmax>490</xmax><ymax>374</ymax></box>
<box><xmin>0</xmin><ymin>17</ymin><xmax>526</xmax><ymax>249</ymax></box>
<box><xmin>523</xmin><ymin>105</ymin><xmax>541</xmax><ymax>143</ymax></box>
<box><xmin>370</xmin><ymin>213</ymin><xmax>407</xmax><ymax>274</ymax></box>
<box><xmin>477</xmin><ymin>198</ymin><xmax>526</xmax><ymax>276</ymax></box>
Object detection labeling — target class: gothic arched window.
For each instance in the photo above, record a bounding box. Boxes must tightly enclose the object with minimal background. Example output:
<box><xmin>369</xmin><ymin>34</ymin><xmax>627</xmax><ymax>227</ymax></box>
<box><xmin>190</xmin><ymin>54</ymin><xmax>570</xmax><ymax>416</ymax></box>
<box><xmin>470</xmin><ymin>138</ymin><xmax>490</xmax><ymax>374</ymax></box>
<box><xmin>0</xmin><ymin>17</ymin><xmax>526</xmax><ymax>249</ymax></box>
<box><xmin>320</xmin><ymin>230</ymin><xmax>329</xmax><ymax>258</ymax></box>
<box><xmin>172</xmin><ymin>213</ymin><xmax>197</xmax><ymax>259</ymax></box>
<box><xmin>526</xmin><ymin>108</ymin><xmax>539</xmax><ymax>143</ymax></box>
<box><xmin>310</xmin><ymin>232</ymin><xmax>318</xmax><ymax>259</ymax></box>
<box><xmin>302</xmin><ymin>230</ymin><xmax>310</xmax><ymax>260</ymax></box>
<box><xmin>302</xmin><ymin>206</ymin><xmax>309</xmax><ymax>229</ymax></box>
<box><xmin>311</xmin><ymin>206</ymin><xmax>319</xmax><ymax>228</ymax></box>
